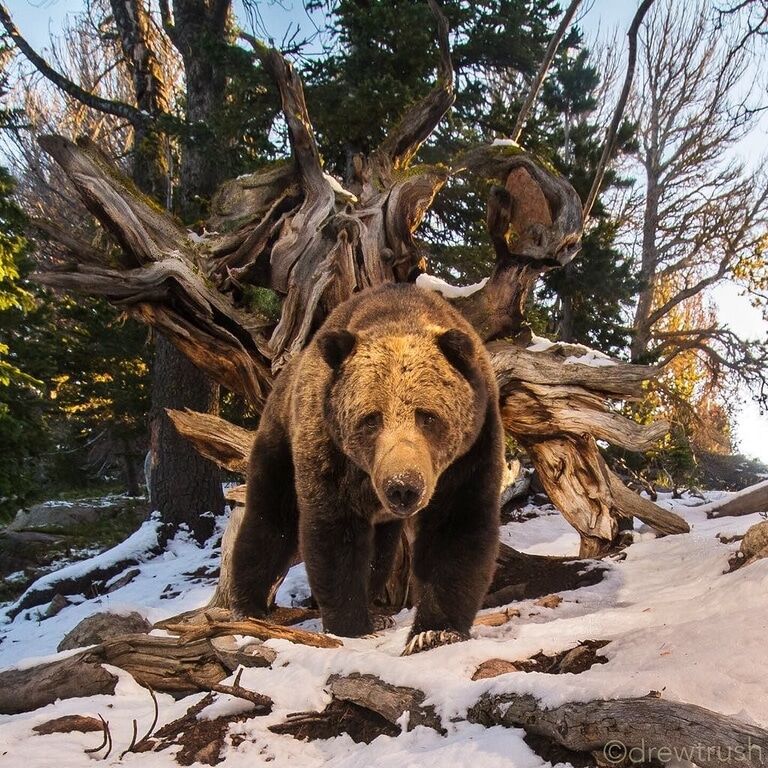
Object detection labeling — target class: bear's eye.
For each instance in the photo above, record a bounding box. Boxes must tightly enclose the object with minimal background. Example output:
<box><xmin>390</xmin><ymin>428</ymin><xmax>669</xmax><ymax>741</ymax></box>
<box><xmin>359</xmin><ymin>412</ymin><xmax>383</xmax><ymax>433</ymax></box>
<box><xmin>416</xmin><ymin>409</ymin><xmax>440</xmax><ymax>429</ymax></box>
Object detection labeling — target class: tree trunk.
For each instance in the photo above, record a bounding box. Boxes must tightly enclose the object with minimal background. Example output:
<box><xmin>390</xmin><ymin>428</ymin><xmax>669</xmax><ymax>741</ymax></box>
<box><xmin>150</xmin><ymin>337</ymin><xmax>224</xmax><ymax>541</ymax></box>
<box><xmin>122</xmin><ymin>437</ymin><xmax>141</xmax><ymax>497</ymax></box>
<box><xmin>630</xmin><ymin>151</ymin><xmax>661</xmax><ymax>362</ymax></box>
<box><xmin>109</xmin><ymin>0</ymin><xmax>227</xmax><ymax>540</ymax></box>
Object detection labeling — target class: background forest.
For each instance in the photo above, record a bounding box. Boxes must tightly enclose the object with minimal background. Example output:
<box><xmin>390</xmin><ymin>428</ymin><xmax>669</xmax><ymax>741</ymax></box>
<box><xmin>1</xmin><ymin>0</ymin><xmax>767</xmax><ymax>523</ymax></box>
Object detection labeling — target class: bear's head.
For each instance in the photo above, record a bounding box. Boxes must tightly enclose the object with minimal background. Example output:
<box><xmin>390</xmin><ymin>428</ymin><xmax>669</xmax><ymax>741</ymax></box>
<box><xmin>317</xmin><ymin>326</ymin><xmax>488</xmax><ymax>518</ymax></box>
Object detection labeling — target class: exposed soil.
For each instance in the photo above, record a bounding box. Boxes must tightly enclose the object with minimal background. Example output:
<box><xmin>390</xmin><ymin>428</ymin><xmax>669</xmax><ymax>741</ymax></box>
<box><xmin>269</xmin><ymin>699</ymin><xmax>400</xmax><ymax>744</ymax></box>
<box><xmin>484</xmin><ymin>544</ymin><xmax>607</xmax><ymax>608</ymax></box>
<box><xmin>472</xmin><ymin>640</ymin><xmax>610</xmax><ymax>680</ymax></box>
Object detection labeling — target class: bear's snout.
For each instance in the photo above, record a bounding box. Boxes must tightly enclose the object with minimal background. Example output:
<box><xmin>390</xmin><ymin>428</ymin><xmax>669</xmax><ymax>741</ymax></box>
<box><xmin>383</xmin><ymin>471</ymin><xmax>425</xmax><ymax>516</ymax></box>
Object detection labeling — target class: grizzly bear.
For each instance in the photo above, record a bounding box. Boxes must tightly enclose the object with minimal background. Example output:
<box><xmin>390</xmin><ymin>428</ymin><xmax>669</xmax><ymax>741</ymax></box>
<box><xmin>231</xmin><ymin>283</ymin><xmax>504</xmax><ymax>654</ymax></box>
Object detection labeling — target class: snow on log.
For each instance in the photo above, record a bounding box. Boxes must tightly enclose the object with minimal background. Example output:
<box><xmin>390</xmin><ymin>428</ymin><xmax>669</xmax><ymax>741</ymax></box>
<box><xmin>468</xmin><ymin>692</ymin><xmax>768</xmax><ymax>768</ymax></box>
<box><xmin>701</xmin><ymin>480</ymin><xmax>768</xmax><ymax>519</ymax></box>
<box><xmin>308</xmin><ymin>674</ymin><xmax>768</xmax><ymax>768</ymax></box>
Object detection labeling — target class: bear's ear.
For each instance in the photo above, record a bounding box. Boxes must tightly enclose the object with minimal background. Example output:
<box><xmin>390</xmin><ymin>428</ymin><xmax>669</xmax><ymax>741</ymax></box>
<box><xmin>437</xmin><ymin>329</ymin><xmax>476</xmax><ymax>381</ymax></box>
<box><xmin>317</xmin><ymin>329</ymin><xmax>356</xmax><ymax>370</ymax></box>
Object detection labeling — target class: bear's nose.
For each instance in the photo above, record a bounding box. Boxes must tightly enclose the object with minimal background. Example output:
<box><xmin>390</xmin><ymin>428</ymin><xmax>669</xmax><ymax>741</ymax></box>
<box><xmin>384</xmin><ymin>472</ymin><xmax>425</xmax><ymax>515</ymax></box>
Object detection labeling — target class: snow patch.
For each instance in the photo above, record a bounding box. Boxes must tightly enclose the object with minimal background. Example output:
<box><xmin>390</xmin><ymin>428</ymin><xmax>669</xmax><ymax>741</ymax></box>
<box><xmin>3</xmin><ymin>492</ymin><xmax>768</xmax><ymax>766</ymax></box>
<box><xmin>416</xmin><ymin>273</ymin><xmax>488</xmax><ymax>299</ymax></box>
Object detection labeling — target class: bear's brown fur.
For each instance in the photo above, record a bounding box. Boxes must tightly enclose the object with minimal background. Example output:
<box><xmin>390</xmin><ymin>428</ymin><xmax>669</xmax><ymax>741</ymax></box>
<box><xmin>231</xmin><ymin>283</ymin><xmax>504</xmax><ymax>650</ymax></box>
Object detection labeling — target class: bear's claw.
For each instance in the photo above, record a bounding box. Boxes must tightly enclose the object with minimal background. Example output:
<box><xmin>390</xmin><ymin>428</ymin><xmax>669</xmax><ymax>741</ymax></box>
<box><xmin>401</xmin><ymin>629</ymin><xmax>468</xmax><ymax>656</ymax></box>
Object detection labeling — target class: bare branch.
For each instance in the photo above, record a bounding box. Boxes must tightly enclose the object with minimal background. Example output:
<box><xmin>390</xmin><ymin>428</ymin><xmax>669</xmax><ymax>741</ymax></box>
<box><xmin>583</xmin><ymin>0</ymin><xmax>659</xmax><ymax>219</ymax></box>
<box><xmin>369</xmin><ymin>0</ymin><xmax>455</xmax><ymax>178</ymax></box>
<box><xmin>0</xmin><ymin>3</ymin><xmax>179</xmax><ymax>129</ymax></box>
<box><xmin>512</xmin><ymin>0</ymin><xmax>583</xmax><ymax>142</ymax></box>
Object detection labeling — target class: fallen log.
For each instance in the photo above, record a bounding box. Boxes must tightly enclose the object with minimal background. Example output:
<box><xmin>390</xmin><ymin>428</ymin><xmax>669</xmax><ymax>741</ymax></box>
<box><xmin>0</xmin><ymin>653</ymin><xmax>119</xmax><ymax>716</ymax></box>
<box><xmin>305</xmin><ymin>673</ymin><xmax>768</xmax><ymax>768</ymax></box>
<box><xmin>468</xmin><ymin>692</ymin><xmax>768</xmax><ymax>768</ymax></box>
<box><xmin>703</xmin><ymin>480</ymin><xmax>768</xmax><ymax>519</ymax></box>
<box><xmin>327</xmin><ymin>673</ymin><xmax>444</xmax><ymax>733</ymax></box>
<box><xmin>0</xmin><ymin>610</ymin><xmax>343</xmax><ymax>714</ymax></box>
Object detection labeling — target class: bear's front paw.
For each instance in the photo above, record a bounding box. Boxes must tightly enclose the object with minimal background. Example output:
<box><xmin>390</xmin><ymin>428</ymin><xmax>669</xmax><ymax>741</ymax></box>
<box><xmin>230</xmin><ymin>604</ymin><xmax>268</xmax><ymax>622</ymax></box>
<box><xmin>401</xmin><ymin>629</ymin><xmax>468</xmax><ymax>656</ymax></box>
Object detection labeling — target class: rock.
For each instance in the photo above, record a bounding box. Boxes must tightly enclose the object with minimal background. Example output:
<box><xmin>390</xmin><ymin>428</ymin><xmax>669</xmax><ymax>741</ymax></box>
<box><xmin>729</xmin><ymin>520</ymin><xmax>768</xmax><ymax>571</ymax></box>
<box><xmin>472</xmin><ymin>659</ymin><xmax>518</xmax><ymax>680</ymax></box>
<box><xmin>534</xmin><ymin>593</ymin><xmax>563</xmax><ymax>609</ymax></box>
<box><xmin>740</xmin><ymin>520</ymin><xmax>768</xmax><ymax>559</ymax></box>
<box><xmin>45</xmin><ymin>594</ymin><xmax>71</xmax><ymax>618</ymax></box>
<box><xmin>57</xmin><ymin>611</ymin><xmax>152</xmax><ymax>651</ymax></box>
<box><xmin>33</xmin><ymin>715</ymin><xmax>103</xmax><ymax>734</ymax></box>
<box><xmin>8</xmin><ymin>497</ymin><xmax>128</xmax><ymax>532</ymax></box>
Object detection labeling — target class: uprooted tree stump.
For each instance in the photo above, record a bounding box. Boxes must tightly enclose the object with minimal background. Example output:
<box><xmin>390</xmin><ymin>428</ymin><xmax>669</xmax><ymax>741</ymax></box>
<box><xmin>32</xmin><ymin>0</ymin><xmax>688</xmax><ymax>608</ymax></box>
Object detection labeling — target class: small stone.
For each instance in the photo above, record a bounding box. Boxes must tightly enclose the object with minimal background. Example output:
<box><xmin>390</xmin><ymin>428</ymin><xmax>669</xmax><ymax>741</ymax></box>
<box><xmin>472</xmin><ymin>659</ymin><xmax>518</xmax><ymax>680</ymax></box>
<box><xmin>45</xmin><ymin>593</ymin><xmax>71</xmax><ymax>618</ymax></box>
<box><xmin>535</xmin><ymin>594</ymin><xmax>563</xmax><ymax>609</ymax></box>
<box><xmin>34</xmin><ymin>715</ymin><xmax>103</xmax><ymax>735</ymax></box>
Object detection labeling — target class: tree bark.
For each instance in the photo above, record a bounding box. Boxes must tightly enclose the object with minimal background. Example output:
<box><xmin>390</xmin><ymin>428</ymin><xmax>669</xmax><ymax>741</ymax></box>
<box><xmin>150</xmin><ymin>338</ymin><xmax>224</xmax><ymax>540</ymax></box>
<box><xmin>108</xmin><ymin>0</ymin><xmax>227</xmax><ymax>540</ymax></box>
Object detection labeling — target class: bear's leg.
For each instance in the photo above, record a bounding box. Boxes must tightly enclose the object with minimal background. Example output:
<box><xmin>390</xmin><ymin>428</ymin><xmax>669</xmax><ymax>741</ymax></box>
<box><xmin>406</xmin><ymin>490</ymin><xmax>499</xmax><ymax>654</ymax></box>
<box><xmin>369</xmin><ymin>520</ymin><xmax>403</xmax><ymax>604</ymax></box>
<box><xmin>300</xmin><ymin>513</ymin><xmax>375</xmax><ymax>636</ymax></box>
<box><xmin>230</xmin><ymin>423</ymin><xmax>298</xmax><ymax>619</ymax></box>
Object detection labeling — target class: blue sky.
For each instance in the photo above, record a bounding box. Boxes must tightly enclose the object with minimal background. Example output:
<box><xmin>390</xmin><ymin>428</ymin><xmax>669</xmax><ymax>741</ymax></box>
<box><xmin>7</xmin><ymin>0</ymin><xmax>768</xmax><ymax>461</ymax></box>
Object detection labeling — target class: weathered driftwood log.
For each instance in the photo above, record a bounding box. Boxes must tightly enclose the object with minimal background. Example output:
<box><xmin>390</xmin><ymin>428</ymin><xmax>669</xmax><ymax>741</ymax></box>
<box><xmin>34</xmin><ymin>12</ymin><xmax>683</xmax><ymax>588</ymax></box>
<box><xmin>294</xmin><ymin>673</ymin><xmax>768</xmax><ymax>768</ymax></box>
<box><xmin>468</xmin><ymin>692</ymin><xmax>768</xmax><ymax>768</ymax></box>
<box><xmin>0</xmin><ymin>633</ymin><xmax>269</xmax><ymax>714</ymax></box>
<box><xmin>0</xmin><ymin>607</ymin><xmax>345</xmax><ymax>715</ymax></box>
<box><xmin>703</xmin><ymin>481</ymin><xmax>768</xmax><ymax>519</ymax></box>
<box><xmin>327</xmin><ymin>673</ymin><xmax>444</xmax><ymax>733</ymax></box>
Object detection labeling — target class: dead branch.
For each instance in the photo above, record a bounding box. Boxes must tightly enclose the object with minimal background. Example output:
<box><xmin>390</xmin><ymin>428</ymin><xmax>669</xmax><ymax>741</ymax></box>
<box><xmin>369</xmin><ymin>0</ymin><xmax>455</xmax><ymax>182</ymax></box>
<box><xmin>167</xmin><ymin>408</ymin><xmax>255</xmax><ymax>474</ymax></box>
<box><xmin>186</xmin><ymin>667</ymin><xmax>273</xmax><ymax>711</ymax></box>
<box><xmin>512</xmin><ymin>0</ymin><xmax>584</xmax><ymax>141</ymax></box>
<box><xmin>163</xmin><ymin>616</ymin><xmax>342</xmax><ymax>649</ymax></box>
<box><xmin>583</xmin><ymin>0</ymin><xmax>659</xmax><ymax>219</ymax></box>
<box><xmin>0</xmin><ymin>3</ymin><xmax>180</xmax><ymax>129</ymax></box>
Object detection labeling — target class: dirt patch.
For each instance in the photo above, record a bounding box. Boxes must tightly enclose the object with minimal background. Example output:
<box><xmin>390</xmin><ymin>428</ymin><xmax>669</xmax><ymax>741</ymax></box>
<box><xmin>137</xmin><ymin>693</ymin><xmax>262</xmax><ymax>766</ymax></box>
<box><xmin>270</xmin><ymin>699</ymin><xmax>400</xmax><ymax>744</ymax></box>
<box><xmin>472</xmin><ymin>640</ymin><xmax>609</xmax><ymax>680</ymax></box>
<box><xmin>523</xmin><ymin>731</ymin><xmax>597</xmax><ymax>768</ymax></box>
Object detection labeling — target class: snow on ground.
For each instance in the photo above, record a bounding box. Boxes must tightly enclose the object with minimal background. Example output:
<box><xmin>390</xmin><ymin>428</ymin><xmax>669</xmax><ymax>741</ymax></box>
<box><xmin>1</xmin><ymin>492</ymin><xmax>768</xmax><ymax>767</ymax></box>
